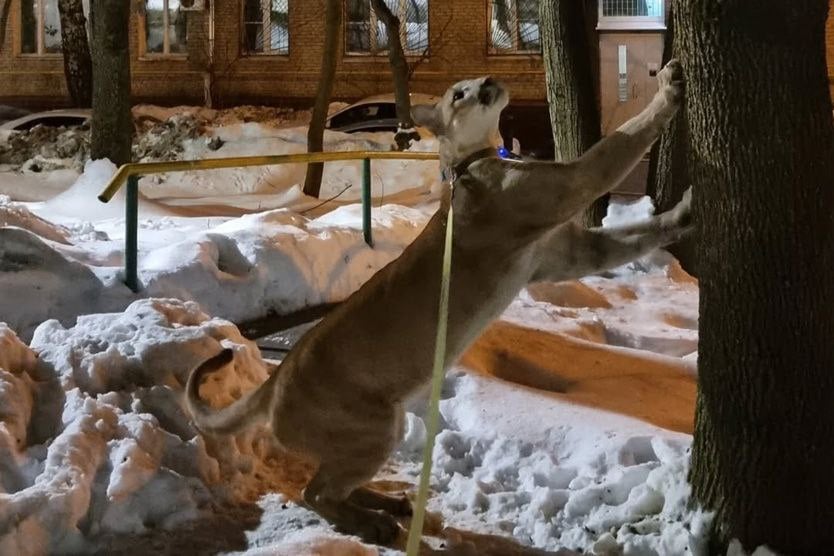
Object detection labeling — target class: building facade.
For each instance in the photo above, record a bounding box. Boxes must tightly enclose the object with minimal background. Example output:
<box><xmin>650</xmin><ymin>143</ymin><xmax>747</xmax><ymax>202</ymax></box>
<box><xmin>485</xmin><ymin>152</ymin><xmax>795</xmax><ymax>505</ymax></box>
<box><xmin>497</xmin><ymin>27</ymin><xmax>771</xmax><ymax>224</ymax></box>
<box><xmin>4</xmin><ymin>1</ymin><xmax>832</xmax><ymax>138</ymax></box>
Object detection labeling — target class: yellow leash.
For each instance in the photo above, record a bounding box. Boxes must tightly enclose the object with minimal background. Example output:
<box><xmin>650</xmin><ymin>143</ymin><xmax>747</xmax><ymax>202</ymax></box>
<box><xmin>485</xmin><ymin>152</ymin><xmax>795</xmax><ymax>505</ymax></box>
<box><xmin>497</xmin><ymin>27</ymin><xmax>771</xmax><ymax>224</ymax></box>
<box><xmin>405</xmin><ymin>188</ymin><xmax>455</xmax><ymax>556</ymax></box>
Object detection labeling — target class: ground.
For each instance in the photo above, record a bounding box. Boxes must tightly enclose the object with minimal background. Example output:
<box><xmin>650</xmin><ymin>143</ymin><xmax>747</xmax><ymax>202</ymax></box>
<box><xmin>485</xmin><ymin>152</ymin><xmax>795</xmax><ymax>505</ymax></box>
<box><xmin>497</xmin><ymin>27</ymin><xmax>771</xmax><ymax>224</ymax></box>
<box><xmin>0</xmin><ymin>107</ymin><xmax>770</xmax><ymax>555</ymax></box>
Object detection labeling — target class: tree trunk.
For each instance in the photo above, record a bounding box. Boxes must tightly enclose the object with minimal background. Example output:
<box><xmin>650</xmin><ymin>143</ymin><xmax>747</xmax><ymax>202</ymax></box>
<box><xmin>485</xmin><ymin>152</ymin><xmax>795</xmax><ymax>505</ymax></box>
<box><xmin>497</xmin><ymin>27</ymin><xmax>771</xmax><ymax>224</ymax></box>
<box><xmin>0</xmin><ymin>0</ymin><xmax>11</xmax><ymax>51</ymax></box>
<box><xmin>303</xmin><ymin>0</ymin><xmax>341</xmax><ymax>198</ymax></box>
<box><xmin>370</xmin><ymin>0</ymin><xmax>418</xmax><ymax>151</ymax></box>
<box><xmin>539</xmin><ymin>0</ymin><xmax>606</xmax><ymax>227</ymax></box>
<box><xmin>90</xmin><ymin>0</ymin><xmax>132</xmax><ymax>166</ymax></box>
<box><xmin>644</xmin><ymin>1</ymin><xmax>696</xmax><ymax>274</ymax></box>
<box><xmin>58</xmin><ymin>0</ymin><xmax>92</xmax><ymax>107</ymax></box>
<box><xmin>683</xmin><ymin>1</ymin><xmax>834</xmax><ymax>553</ymax></box>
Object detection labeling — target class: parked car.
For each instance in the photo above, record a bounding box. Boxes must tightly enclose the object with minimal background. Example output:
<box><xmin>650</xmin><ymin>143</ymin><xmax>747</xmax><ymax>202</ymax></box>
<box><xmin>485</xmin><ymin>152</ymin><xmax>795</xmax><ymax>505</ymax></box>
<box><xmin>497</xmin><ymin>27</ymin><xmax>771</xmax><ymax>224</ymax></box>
<box><xmin>325</xmin><ymin>93</ymin><xmax>440</xmax><ymax>134</ymax></box>
<box><xmin>0</xmin><ymin>109</ymin><xmax>91</xmax><ymax>132</ymax></box>
<box><xmin>0</xmin><ymin>106</ymin><xmax>32</xmax><ymax>126</ymax></box>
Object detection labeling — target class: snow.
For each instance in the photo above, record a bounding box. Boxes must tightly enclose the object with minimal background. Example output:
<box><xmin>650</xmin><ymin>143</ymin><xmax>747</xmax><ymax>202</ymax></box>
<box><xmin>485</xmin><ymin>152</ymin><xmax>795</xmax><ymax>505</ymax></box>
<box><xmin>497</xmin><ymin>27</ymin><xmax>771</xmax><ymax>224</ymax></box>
<box><xmin>0</xmin><ymin>261</ymin><xmax>709</xmax><ymax>555</ymax></box>
<box><xmin>0</xmin><ymin>105</ymin><xmax>766</xmax><ymax>555</ymax></box>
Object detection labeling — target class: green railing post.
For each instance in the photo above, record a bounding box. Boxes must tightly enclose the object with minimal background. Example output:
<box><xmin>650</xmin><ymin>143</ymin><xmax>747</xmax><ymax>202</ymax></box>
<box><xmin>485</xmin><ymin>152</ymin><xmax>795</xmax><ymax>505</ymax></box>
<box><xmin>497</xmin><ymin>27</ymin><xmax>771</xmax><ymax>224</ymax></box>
<box><xmin>125</xmin><ymin>174</ymin><xmax>140</xmax><ymax>293</ymax></box>
<box><xmin>362</xmin><ymin>158</ymin><xmax>373</xmax><ymax>247</ymax></box>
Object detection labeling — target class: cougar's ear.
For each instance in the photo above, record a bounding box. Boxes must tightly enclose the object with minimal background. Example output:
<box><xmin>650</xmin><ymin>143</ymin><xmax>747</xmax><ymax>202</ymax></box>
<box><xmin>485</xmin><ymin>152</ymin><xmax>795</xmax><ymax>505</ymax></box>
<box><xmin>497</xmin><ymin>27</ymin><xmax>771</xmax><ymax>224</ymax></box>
<box><xmin>412</xmin><ymin>103</ymin><xmax>444</xmax><ymax>136</ymax></box>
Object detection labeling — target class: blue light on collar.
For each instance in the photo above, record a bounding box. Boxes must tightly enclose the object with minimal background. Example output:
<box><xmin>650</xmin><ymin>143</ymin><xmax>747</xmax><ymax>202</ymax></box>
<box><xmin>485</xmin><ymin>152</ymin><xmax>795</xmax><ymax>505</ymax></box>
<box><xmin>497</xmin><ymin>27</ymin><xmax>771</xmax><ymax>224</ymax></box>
<box><xmin>497</xmin><ymin>146</ymin><xmax>510</xmax><ymax>158</ymax></box>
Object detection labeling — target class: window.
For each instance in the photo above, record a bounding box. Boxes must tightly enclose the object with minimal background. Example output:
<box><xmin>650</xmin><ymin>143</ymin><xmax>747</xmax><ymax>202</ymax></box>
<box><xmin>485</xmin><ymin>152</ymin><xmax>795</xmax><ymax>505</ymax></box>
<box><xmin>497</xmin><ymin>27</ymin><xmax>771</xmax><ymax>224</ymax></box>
<box><xmin>144</xmin><ymin>0</ymin><xmax>189</xmax><ymax>55</ymax></box>
<box><xmin>345</xmin><ymin>0</ymin><xmax>429</xmax><ymax>56</ymax></box>
<box><xmin>21</xmin><ymin>0</ymin><xmax>90</xmax><ymax>55</ymax></box>
<box><xmin>488</xmin><ymin>0</ymin><xmax>540</xmax><ymax>54</ymax></box>
<box><xmin>597</xmin><ymin>0</ymin><xmax>665</xmax><ymax>30</ymax></box>
<box><xmin>243</xmin><ymin>0</ymin><xmax>289</xmax><ymax>55</ymax></box>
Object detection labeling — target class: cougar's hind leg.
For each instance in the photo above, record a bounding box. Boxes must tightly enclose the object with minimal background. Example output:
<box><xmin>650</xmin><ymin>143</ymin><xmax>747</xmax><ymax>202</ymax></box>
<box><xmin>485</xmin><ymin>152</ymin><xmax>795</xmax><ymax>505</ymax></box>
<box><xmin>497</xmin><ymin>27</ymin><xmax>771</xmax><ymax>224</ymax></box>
<box><xmin>303</xmin><ymin>457</ymin><xmax>402</xmax><ymax>545</ymax></box>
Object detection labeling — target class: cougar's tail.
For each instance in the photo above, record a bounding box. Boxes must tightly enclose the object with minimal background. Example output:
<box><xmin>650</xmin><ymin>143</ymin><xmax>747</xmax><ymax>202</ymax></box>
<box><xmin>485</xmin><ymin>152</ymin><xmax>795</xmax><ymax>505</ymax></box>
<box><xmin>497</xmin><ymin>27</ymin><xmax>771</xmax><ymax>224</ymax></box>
<box><xmin>185</xmin><ymin>348</ymin><xmax>277</xmax><ymax>435</ymax></box>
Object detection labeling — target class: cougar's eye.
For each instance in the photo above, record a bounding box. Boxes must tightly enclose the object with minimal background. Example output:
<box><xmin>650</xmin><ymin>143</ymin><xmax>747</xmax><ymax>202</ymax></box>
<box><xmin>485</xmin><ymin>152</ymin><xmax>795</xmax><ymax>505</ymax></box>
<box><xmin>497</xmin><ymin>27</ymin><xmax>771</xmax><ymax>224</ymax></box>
<box><xmin>452</xmin><ymin>90</ymin><xmax>464</xmax><ymax>103</ymax></box>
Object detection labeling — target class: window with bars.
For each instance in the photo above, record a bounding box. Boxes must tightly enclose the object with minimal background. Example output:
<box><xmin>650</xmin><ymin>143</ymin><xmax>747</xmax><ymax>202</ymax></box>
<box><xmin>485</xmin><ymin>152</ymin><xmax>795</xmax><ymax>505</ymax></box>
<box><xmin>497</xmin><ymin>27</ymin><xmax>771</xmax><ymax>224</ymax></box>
<box><xmin>345</xmin><ymin>0</ymin><xmax>429</xmax><ymax>56</ymax></box>
<box><xmin>21</xmin><ymin>0</ymin><xmax>90</xmax><ymax>55</ymax></box>
<box><xmin>488</xmin><ymin>0</ymin><xmax>540</xmax><ymax>54</ymax></box>
<box><xmin>244</xmin><ymin>0</ymin><xmax>289</xmax><ymax>55</ymax></box>
<box><xmin>598</xmin><ymin>0</ymin><xmax>665</xmax><ymax>30</ymax></box>
<box><xmin>144</xmin><ymin>0</ymin><xmax>189</xmax><ymax>56</ymax></box>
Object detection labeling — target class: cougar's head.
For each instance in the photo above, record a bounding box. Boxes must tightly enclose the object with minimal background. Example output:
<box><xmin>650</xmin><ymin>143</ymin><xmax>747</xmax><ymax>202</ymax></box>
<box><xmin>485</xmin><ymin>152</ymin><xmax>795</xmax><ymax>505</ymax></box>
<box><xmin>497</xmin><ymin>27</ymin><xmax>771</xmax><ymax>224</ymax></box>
<box><xmin>412</xmin><ymin>76</ymin><xmax>509</xmax><ymax>166</ymax></box>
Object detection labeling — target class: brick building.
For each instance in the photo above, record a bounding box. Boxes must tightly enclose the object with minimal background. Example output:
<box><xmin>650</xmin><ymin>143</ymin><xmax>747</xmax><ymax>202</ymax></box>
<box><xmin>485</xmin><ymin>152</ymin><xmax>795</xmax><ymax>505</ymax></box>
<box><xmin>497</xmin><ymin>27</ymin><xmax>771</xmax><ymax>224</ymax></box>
<box><xmin>2</xmin><ymin>1</ymin><xmax>833</xmax><ymax>137</ymax></box>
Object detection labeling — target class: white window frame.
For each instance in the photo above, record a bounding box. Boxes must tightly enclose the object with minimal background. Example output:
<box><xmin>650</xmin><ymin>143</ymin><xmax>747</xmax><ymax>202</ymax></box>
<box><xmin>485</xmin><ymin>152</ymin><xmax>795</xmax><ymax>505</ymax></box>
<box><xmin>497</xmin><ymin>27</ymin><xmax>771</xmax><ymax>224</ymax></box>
<box><xmin>345</xmin><ymin>0</ymin><xmax>428</xmax><ymax>57</ymax></box>
<box><xmin>597</xmin><ymin>0</ymin><xmax>666</xmax><ymax>31</ymax></box>
<box><xmin>142</xmin><ymin>0</ymin><xmax>188</xmax><ymax>57</ymax></box>
<box><xmin>243</xmin><ymin>0</ymin><xmax>289</xmax><ymax>56</ymax></box>
<box><xmin>487</xmin><ymin>0</ymin><xmax>541</xmax><ymax>55</ymax></box>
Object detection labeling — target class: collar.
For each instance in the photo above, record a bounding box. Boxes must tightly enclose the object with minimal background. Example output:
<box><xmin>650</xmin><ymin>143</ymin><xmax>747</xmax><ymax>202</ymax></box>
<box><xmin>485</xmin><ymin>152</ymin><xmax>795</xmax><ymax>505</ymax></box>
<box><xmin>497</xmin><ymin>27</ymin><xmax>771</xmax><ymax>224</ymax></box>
<box><xmin>440</xmin><ymin>147</ymin><xmax>497</xmax><ymax>183</ymax></box>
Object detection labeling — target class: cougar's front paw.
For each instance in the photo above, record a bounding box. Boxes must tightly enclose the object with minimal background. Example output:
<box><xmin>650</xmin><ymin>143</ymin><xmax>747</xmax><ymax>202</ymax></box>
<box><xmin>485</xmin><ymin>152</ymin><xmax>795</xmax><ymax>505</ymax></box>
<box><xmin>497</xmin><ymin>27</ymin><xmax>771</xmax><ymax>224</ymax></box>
<box><xmin>657</xmin><ymin>59</ymin><xmax>684</xmax><ymax>104</ymax></box>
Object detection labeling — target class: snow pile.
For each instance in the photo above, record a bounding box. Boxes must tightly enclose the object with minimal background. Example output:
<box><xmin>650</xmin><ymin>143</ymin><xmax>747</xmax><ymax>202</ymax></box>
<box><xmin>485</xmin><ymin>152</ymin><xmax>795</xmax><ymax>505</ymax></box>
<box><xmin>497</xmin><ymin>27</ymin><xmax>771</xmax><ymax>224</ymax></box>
<box><xmin>0</xmin><ymin>123</ymin><xmax>89</xmax><ymax>169</ymax></box>
<box><xmin>0</xmin><ymin>195</ymin><xmax>72</xmax><ymax>244</ymax></box>
<box><xmin>43</xmin><ymin>159</ymin><xmax>174</xmax><ymax>220</ymax></box>
<box><xmin>0</xmin><ymin>299</ymin><xmax>278</xmax><ymax>555</ymax></box>
<box><xmin>412</xmin><ymin>371</ymin><xmax>711</xmax><ymax>555</ymax></box>
<box><xmin>1</xmin><ymin>184</ymin><xmax>429</xmax><ymax>340</ymax></box>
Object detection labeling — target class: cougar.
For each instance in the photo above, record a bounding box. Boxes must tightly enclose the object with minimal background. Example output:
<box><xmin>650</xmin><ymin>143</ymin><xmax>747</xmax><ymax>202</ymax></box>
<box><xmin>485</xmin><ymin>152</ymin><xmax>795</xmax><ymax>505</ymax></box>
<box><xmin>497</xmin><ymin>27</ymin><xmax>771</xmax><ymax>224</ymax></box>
<box><xmin>186</xmin><ymin>60</ymin><xmax>689</xmax><ymax>545</ymax></box>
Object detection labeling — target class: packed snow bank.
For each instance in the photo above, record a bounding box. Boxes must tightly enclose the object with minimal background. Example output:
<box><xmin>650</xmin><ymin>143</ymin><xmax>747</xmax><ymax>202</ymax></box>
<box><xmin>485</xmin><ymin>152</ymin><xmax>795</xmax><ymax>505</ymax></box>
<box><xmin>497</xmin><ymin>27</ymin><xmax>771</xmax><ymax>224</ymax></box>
<box><xmin>1</xmin><ymin>190</ymin><xmax>428</xmax><ymax>341</ymax></box>
<box><xmin>44</xmin><ymin>159</ymin><xmax>174</xmax><ymax>220</ymax></box>
<box><xmin>0</xmin><ymin>299</ymin><xmax>277</xmax><ymax>554</ymax></box>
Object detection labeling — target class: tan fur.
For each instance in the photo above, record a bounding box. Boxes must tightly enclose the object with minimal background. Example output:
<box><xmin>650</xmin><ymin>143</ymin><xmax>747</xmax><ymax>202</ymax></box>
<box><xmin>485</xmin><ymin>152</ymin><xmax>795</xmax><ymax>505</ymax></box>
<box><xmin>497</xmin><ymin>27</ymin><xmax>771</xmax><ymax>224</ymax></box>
<box><xmin>185</xmin><ymin>61</ymin><xmax>689</xmax><ymax>544</ymax></box>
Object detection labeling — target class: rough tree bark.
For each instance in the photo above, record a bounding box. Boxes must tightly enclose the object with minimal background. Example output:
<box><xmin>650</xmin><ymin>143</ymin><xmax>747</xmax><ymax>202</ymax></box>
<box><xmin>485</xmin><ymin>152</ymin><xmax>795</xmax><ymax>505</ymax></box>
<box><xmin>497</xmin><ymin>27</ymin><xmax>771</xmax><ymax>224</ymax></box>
<box><xmin>303</xmin><ymin>0</ymin><xmax>341</xmax><ymax>198</ymax></box>
<box><xmin>645</xmin><ymin>1</ymin><xmax>696</xmax><ymax>273</ymax></box>
<box><xmin>0</xmin><ymin>0</ymin><xmax>11</xmax><ymax>51</ymax></box>
<box><xmin>90</xmin><ymin>0</ymin><xmax>132</xmax><ymax>165</ymax></box>
<box><xmin>539</xmin><ymin>0</ymin><xmax>606</xmax><ymax>227</ymax></box>
<box><xmin>370</xmin><ymin>0</ymin><xmax>419</xmax><ymax>150</ymax></box>
<box><xmin>58</xmin><ymin>0</ymin><xmax>93</xmax><ymax>107</ymax></box>
<box><xmin>682</xmin><ymin>1</ymin><xmax>834</xmax><ymax>553</ymax></box>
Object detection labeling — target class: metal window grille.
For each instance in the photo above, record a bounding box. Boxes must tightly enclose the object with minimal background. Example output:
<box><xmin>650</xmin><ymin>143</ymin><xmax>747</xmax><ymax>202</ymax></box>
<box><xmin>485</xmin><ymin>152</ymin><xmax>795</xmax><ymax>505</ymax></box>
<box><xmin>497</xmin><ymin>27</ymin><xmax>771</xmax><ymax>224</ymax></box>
<box><xmin>345</xmin><ymin>0</ymin><xmax>429</xmax><ymax>56</ymax></box>
<box><xmin>599</xmin><ymin>0</ymin><xmax>664</xmax><ymax>29</ymax></box>
<box><xmin>244</xmin><ymin>0</ymin><xmax>289</xmax><ymax>55</ymax></box>
<box><xmin>488</xmin><ymin>0</ymin><xmax>540</xmax><ymax>54</ymax></box>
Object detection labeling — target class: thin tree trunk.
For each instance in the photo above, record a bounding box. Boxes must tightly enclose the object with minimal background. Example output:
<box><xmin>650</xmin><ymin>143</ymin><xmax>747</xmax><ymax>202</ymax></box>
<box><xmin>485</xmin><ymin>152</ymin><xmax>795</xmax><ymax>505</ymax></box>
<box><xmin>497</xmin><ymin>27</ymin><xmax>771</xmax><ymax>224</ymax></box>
<box><xmin>58</xmin><ymin>0</ymin><xmax>92</xmax><ymax>107</ymax></box>
<box><xmin>540</xmin><ymin>0</ymin><xmax>606</xmax><ymax>227</ymax></box>
<box><xmin>370</xmin><ymin>0</ymin><xmax>418</xmax><ymax>150</ymax></box>
<box><xmin>644</xmin><ymin>1</ymin><xmax>695</xmax><ymax>273</ymax></box>
<box><xmin>683</xmin><ymin>1</ymin><xmax>834</xmax><ymax>553</ymax></box>
<box><xmin>303</xmin><ymin>0</ymin><xmax>341</xmax><ymax>198</ymax></box>
<box><xmin>90</xmin><ymin>0</ymin><xmax>132</xmax><ymax>165</ymax></box>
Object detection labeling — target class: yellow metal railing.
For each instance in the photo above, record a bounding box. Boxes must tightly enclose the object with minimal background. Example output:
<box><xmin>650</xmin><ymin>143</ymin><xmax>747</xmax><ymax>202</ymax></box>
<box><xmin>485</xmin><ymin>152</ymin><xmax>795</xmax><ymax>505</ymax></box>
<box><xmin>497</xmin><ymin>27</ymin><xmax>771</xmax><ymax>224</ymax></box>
<box><xmin>98</xmin><ymin>151</ymin><xmax>440</xmax><ymax>292</ymax></box>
